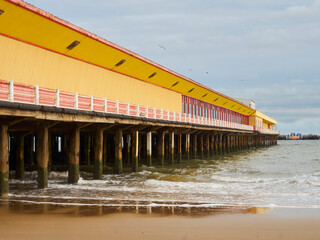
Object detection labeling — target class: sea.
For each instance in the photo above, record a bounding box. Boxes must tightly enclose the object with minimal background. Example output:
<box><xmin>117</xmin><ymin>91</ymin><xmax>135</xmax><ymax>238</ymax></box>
<box><xmin>2</xmin><ymin>140</ymin><xmax>320</xmax><ymax>216</ymax></box>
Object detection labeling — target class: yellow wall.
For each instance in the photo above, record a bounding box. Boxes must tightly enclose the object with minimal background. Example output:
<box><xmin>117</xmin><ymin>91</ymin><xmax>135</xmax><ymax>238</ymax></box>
<box><xmin>0</xmin><ymin>35</ymin><xmax>182</xmax><ymax>112</ymax></box>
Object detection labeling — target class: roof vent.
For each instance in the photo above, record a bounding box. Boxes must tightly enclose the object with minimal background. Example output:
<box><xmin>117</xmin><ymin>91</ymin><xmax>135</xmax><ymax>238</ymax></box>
<box><xmin>171</xmin><ymin>81</ymin><xmax>179</xmax><ymax>87</ymax></box>
<box><xmin>115</xmin><ymin>59</ymin><xmax>126</xmax><ymax>67</ymax></box>
<box><xmin>148</xmin><ymin>72</ymin><xmax>157</xmax><ymax>78</ymax></box>
<box><xmin>202</xmin><ymin>93</ymin><xmax>208</xmax><ymax>98</ymax></box>
<box><xmin>188</xmin><ymin>88</ymin><xmax>195</xmax><ymax>93</ymax></box>
<box><xmin>66</xmin><ymin>40</ymin><xmax>80</xmax><ymax>50</ymax></box>
<box><xmin>214</xmin><ymin>98</ymin><xmax>219</xmax><ymax>102</ymax></box>
<box><xmin>0</xmin><ymin>9</ymin><xmax>4</xmax><ymax>15</ymax></box>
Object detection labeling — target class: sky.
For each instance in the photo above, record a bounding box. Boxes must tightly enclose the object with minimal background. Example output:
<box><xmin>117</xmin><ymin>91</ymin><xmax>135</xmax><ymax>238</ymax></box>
<box><xmin>25</xmin><ymin>0</ymin><xmax>320</xmax><ymax>134</ymax></box>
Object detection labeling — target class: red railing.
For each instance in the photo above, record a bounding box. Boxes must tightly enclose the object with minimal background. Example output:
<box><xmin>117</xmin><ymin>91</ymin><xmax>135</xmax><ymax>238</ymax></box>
<box><xmin>0</xmin><ymin>80</ymin><xmax>280</xmax><ymax>133</ymax></box>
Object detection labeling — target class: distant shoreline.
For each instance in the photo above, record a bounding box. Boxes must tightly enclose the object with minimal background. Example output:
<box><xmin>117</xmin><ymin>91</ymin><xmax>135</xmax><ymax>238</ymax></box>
<box><xmin>278</xmin><ymin>135</ymin><xmax>319</xmax><ymax>140</ymax></box>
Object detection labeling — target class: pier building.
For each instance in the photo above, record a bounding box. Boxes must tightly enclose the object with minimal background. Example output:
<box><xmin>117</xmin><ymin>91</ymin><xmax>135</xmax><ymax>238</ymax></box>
<box><xmin>0</xmin><ymin>0</ymin><xmax>279</xmax><ymax>196</ymax></box>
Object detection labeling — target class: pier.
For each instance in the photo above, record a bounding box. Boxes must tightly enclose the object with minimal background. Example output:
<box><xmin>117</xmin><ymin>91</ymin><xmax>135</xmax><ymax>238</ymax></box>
<box><xmin>0</xmin><ymin>0</ymin><xmax>279</xmax><ymax>197</ymax></box>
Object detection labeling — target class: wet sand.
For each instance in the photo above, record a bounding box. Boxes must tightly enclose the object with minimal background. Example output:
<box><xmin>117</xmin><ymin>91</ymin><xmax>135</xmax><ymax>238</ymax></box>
<box><xmin>0</xmin><ymin>205</ymin><xmax>320</xmax><ymax>240</ymax></box>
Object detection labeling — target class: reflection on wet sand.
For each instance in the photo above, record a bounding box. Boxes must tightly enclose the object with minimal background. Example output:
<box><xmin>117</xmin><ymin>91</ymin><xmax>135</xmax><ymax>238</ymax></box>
<box><xmin>0</xmin><ymin>199</ymin><xmax>270</xmax><ymax>217</ymax></box>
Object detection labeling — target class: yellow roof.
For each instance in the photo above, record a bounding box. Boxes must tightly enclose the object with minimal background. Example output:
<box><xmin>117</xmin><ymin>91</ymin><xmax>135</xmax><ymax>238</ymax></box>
<box><xmin>253</xmin><ymin>111</ymin><xmax>277</xmax><ymax>125</ymax></box>
<box><xmin>0</xmin><ymin>0</ymin><xmax>256</xmax><ymax>115</ymax></box>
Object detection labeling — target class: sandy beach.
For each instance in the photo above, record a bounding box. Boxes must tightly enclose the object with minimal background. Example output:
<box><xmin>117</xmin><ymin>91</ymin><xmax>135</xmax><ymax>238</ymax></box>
<box><xmin>1</xmin><ymin>205</ymin><xmax>319</xmax><ymax>240</ymax></box>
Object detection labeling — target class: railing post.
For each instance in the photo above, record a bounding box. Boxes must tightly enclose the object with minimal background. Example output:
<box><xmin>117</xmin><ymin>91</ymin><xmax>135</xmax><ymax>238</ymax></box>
<box><xmin>103</xmin><ymin>98</ymin><xmax>107</xmax><ymax>112</ymax></box>
<box><xmin>55</xmin><ymin>89</ymin><xmax>60</xmax><ymax>107</ymax></box>
<box><xmin>137</xmin><ymin>105</ymin><xmax>140</xmax><ymax>116</ymax></box>
<box><xmin>127</xmin><ymin>103</ymin><xmax>130</xmax><ymax>115</ymax></box>
<box><xmin>116</xmin><ymin>100</ymin><xmax>119</xmax><ymax>114</ymax></box>
<box><xmin>167</xmin><ymin>111</ymin><xmax>169</xmax><ymax>120</ymax></box>
<box><xmin>153</xmin><ymin>108</ymin><xmax>156</xmax><ymax>118</ymax></box>
<box><xmin>9</xmin><ymin>81</ymin><xmax>14</xmax><ymax>102</ymax></box>
<box><xmin>161</xmin><ymin>109</ymin><xmax>163</xmax><ymax>119</ymax></box>
<box><xmin>146</xmin><ymin>106</ymin><xmax>149</xmax><ymax>118</ymax></box>
<box><xmin>90</xmin><ymin>96</ymin><xmax>94</xmax><ymax>111</ymax></box>
<box><xmin>34</xmin><ymin>85</ymin><xmax>39</xmax><ymax>105</ymax></box>
<box><xmin>74</xmin><ymin>93</ymin><xmax>78</xmax><ymax>110</ymax></box>
<box><xmin>173</xmin><ymin>112</ymin><xmax>176</xmax><ymax>121</ymax></box>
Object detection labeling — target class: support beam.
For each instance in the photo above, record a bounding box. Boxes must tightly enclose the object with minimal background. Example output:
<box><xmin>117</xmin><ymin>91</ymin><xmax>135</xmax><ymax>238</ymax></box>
<box><xmin>36</xmin><ymin>124</ymin><xmax>49</xmax><ymax>189</ymax></box>
<box><xmin>131</xmin><ymin>130</ymin><xmax>139</xmax><ymax>172</ymax></box>
<box><xmin>146</xmin><ymin>132</ymin><xmax>152</xmax><ymax>166</ymax></box>
<box><xmin>68</xmin><ymin>127</ymin><xmax>80</xmax><ymax>184</ymax></box>
<box><xmin>15</xmin><ymin>134</ymin><xmax>25</xmax><ymax>180</ymax></box>
<box><xmin>115</xmin><ymin>129</ymin><xmax>123</xmax><ymax>174</ymax></box>
<box><xmin>0</xmin><ymin>124</ymin><xmax>9</xmax><ymax>197</ymax></box>
<box><xmin>169</xmin><ymin>131</ymin><xmax>174</xmax><ymax>164</ymax></box>
<box><xmin>93</xmin><ymin>128</ymin><xmax>103</xmax><ymax>179</ymax></box>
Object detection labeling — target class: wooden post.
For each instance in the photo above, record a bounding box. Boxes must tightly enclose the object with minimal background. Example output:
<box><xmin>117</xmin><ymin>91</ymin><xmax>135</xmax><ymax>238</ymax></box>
<box><xmin>177</xmin><ymin>133</ymin><xmax>182</xmax><ymax>164</ymax></box>
<box><xmin>157</xmin><ymin>131</ymin><xmax>165</xmax><ymax>166</ymax></box>
<box><xmin>16</xmin><ymin>134</ymin><xmax>25</xmax><ymax>179</ymax></box>
<box><xmin>169</xmin><ymin>131</ymin><xmax>174</xmax><ymax>164</ymax></box>
<box><xmin>103</xmin><ymin>133</ymin><xmax>108</xmax><ymax>166</ymax></box>
<box><xmin>0</xmin><ymin>124</ymin><xmax>9</xmax><ymax>197</ymax></box>
<box><xmin>36</xmin><ymin>124</ymin><xmax>49</xmax><ymax>189</ymax></box>
<box><xmin>219</xmin><ymin>134</ymin><xmax>223</xmax><ymax>155</ymax></box>
<box><xmin>193</xmin><ymin>134</ymin><xmax>197</xmax><ymax>159</ymax></box>
<box><xmin>210</xmin><ymin>135</ymin><xmax>214</xmax><ymax>157</ymax></box>
<box><xmin>93</xmin><ymin>128</ymin><xmax>103</xmax><ymax>179</ymax></box>
<box><xmin>226</xmin><ymin>135</ymin><xmax>230</xmax><ymax>154</ymax></box>
<box><xmin>200</xmin><ymin>134</ymin><xmax>204</xmax><ymax>159</ymax></box>
<box><xmin>205</xmin><ymin>134</ymin><xmax>210</xmax><ymax>158</ymax></box>
<box><xmin>146</xmin><ymin>132</ymin><xmax>152</xmax><ymax>166</ymax></box>
<box><xmin>126</xmin><ymin>134</ymin><xmax>131</xmax><ymax>164</ymax></box>
<box><xmin>114</xmin><ymin>129</ymin><xmax>123</xmax><ymax>174</ymax></box>
<box><xmin>131</xmin><ymin>131</ymin><xmax>139</xmax><ymax>172</ymax></box>
<box><xmin>185</xmin><ymin>134</ymin><xmax>190</xmax><ymax>160</ymax></box>
<box><xmin>68</xmin><ymin>127</ymin><xmax>80</xmax><ymax>184</ymax></box>
<box><xmin>84</xmin><ymin>134</ymin><xmax>91</xmax><ymax>166</ymax></box>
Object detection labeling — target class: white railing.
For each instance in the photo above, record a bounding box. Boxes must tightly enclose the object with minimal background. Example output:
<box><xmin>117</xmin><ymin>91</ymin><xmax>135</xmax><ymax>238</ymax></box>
<box><xmin>0</xmin><ymin>80</ymin><xmax>265</xmax><ymax>132</ymax></box>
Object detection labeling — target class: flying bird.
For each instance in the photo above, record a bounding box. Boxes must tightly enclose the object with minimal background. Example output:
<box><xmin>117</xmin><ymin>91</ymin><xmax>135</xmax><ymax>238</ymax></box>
<box><xmin>158</xmin><ymin>44</ymin><xmax>166</xmax><ymax>50</ymax></box>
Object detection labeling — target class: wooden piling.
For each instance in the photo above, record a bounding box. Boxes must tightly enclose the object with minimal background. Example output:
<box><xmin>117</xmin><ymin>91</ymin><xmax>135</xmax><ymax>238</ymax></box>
<box><xmin>15</xmin><ymin>134</ymin><xmax>25</xmax><ymax>180</ymax></box>
<box><xmin>157</xmin><ymin>131</ymin><xmax>165</xmax><ymax>166</ymax></box>
<box><xmin>36</xmin><ymin>124</ymin><xmax>49</xmax><ymax>189</ymax></box>
<box><xmin>193</xmin><ymin>134</ymin><xmax>198</xmax><ymax>159</ymax></box>
<box><xmin>0</xmin><ymin>124</ymin><xmax>9</xmax><ymax>197</ymax></box>
<box><xmin>205</xmin><ymin>134</ymin><xmax>210</xmax><ymax>158</ymax></box>
<box><xmin>169</xmin><ymin>131</ymin><xmax>174</xmax><ymax>164</ymax></box>
<box><xmin>146</xmin><ymin>132</ymin><xmax>152</xmax><ymax>166</ymax></box>
<box><xmin>177</xmin><ymin>133</ymin><xmax>182</xmax><ymax>164</ymax></box>
<box><xmin>185</xmin><ymin>133</ymin><xmax>190</xmax><ymax>160</ymax></box>
<box><xmin>114</xmin><ymin>128</ymin><xmax>123</xmax><ymax>174</ymax></box>
<box><xmin>93</xmin><ymin>128</ymin><xmax>103</xmax><ymax>179</ymax></box>
<box><xmin>131</xmin><ymin>130</ymin><xmax>139</xmax><ymax>172</ymax></box>
<box><xmin>68</xmin><ymin>127</ymin><xmax>80</xmax><ymax>184</ymax></box>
